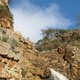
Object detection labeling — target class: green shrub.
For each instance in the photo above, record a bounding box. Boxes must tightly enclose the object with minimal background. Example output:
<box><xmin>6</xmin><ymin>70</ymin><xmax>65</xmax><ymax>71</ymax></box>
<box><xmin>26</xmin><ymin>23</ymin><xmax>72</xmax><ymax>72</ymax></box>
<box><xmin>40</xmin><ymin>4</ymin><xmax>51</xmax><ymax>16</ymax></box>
<box><xmin>0</xmin><ymin>37</ymin><xmax>7</xmax><ymax>42</ymax></box>
<box><xmin>36</xmin><ymin>39</ymin><xmax>59</xmax><ymax>51</ymax></box>
<box><xmin>12</xmin><ymin>39</ymin><xmax>19</xmax><ymax>46</ymax></box>
<box><xmin>2</xmin><ymin>37</ymin><xmax>7</xmax><ymax>42</ymax></box>
<box><xmin>21</xmin><ymin>69</ymin><xmax>27</xmax><ymax>77</ymax></box>
<box><xmin>0</xmin><ymin>5</ymin><xmax>13</xmax><ymax>17</ymax></box>
<box><xmin>69</xmin><ymin>35</ymin><xmax>80</xmax><ymax>43</ymax></box>
<box><xmin>76</xmin><ymin>44</ymin><xmax>80</xmax><ymax>49</ymax></box>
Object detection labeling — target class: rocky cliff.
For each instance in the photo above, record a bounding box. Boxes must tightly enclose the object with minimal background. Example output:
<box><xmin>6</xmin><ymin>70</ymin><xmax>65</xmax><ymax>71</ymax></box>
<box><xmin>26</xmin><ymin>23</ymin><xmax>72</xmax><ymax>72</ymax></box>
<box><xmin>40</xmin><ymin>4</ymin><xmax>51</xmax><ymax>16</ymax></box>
<box><xmin>0</xmin><ymin>27</ymin><xmax>51</xmax><ymax>80</ymax></box>
<box><xmin>0</xmin><ymin>0</ymin><xmax>13</xmax><ymax>31</ymax></box>
<box><xmin>0</xmin><ymin>0</ymin><xmax>80</xmax><ymax>80</ymax></box>
<box><xmin>0</xmin><ymin>28</ymin><xmax>21</xmax><ymax>80</ymax></box>
<box><xmin>0</xmin><ymin>1</ymin><xmax>50</xmax><ymax>80</ymax></box>
<box><xmin>40</xmin><ymin>30</ymin><xmax>80</xmax><ymax>80</ymax></box>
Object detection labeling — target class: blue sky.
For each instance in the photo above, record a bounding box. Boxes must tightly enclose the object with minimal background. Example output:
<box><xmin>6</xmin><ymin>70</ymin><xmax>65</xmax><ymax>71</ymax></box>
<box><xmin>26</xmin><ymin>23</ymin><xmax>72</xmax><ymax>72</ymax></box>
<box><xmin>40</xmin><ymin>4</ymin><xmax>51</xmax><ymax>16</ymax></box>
<box><xmin>10</xmin><ymin>0</ymin><xmax>80</xmax><ymax>42</ymax></box>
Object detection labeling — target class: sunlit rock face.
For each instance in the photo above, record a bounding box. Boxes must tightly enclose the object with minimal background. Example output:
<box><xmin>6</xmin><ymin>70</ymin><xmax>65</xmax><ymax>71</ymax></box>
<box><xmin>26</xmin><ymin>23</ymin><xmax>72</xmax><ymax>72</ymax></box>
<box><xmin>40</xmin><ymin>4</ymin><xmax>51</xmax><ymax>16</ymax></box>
<box><xmin>0</xmin><ymin>27</ymin><xmax>22</xmax><ymax>80</ymax></box>
<box><xmin>40</xmin><ymin>30</ymin><xmax>80</xmax><ymax>80</ymax></box>
<box><xmin>0</xmin><ymin>0</ymin><xmax>9</xmax><ymax>7</ymax></box>
<box><xmin>40</xmin><ymin>50</ymin><xmax>70</xmax><ymax>79</ymax></box>
<box><xmin>0</xmin><ymin>27</ymin><xmax>51</xmax><ymax>80</ymax></box>
<box><xmin>0</xmin><ymin>1</ymin><xmax>51</xmax><ymax>79</ymax></box>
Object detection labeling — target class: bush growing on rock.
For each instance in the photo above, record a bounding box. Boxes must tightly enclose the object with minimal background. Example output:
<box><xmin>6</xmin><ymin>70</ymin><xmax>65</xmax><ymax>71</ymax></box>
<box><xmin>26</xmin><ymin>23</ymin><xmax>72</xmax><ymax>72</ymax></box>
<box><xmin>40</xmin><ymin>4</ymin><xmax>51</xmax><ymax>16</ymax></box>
<box><xmin>0</xmin><ymin>5</ymin><xmax>12</xmax><ymax>17</ymax></box>
<box><xmin>35</xmin><ymin>28</ymin><xmax>80</xmax><ymax>52</ymax></box>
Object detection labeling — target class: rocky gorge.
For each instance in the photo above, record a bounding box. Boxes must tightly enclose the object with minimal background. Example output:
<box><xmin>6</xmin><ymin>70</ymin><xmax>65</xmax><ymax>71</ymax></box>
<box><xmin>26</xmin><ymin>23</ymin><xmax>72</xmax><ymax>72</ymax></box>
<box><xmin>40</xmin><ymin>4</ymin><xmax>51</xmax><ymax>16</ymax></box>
<box><xmin>0</xmin><ymin>0</ymin><xmax>80</xmax><ymax>80</ymax></box>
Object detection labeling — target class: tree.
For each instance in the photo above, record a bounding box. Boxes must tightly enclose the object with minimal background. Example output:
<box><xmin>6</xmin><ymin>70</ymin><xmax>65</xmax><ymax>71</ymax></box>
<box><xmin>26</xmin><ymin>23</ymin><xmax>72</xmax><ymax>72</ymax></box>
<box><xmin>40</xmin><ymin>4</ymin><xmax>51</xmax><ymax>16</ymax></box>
<box><xmin>41</xmin><ymin>28</ymin><xmax>59</xmax><ymax>41</ymax></box>
<box><xmin>77</xmin><ymin>13</ymin><xmax>80</xmax><ymax>29</ymax></box>
<box><xmin>35</xmin><ymin>28</ymin><xmax>60</xmax><ymax>51</ymax></box>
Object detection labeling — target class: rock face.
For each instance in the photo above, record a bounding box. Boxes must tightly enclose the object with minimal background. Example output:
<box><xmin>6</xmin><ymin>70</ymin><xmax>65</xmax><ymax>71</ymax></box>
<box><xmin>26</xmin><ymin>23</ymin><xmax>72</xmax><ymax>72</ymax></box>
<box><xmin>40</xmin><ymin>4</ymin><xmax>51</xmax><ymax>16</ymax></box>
<box><xmin>0</xmin><ymin>0</ymin><xmax>14</xmax><ymax>31</ymax></box>
<box><xmin>57</xmin><ymin>30</ymin><xmax>80</xmax><ymax>80</ymax></box>
<box><xmin>15</xmin><ymin>31</ymin><xmax>51</xmax><ymax>80</ymax></box>
<box><xmin>40</xmin><ymin>31</ymin><xmax>80</xmax><ymax>80</ymax></box>
<box><xmin>2</xmin><ymin>28</ymin><xmax>80</xmax><ymax>80</ymax></box>
<box><xmin>0</xmin><ymin>27</ymin><xmax>51</xmax><ymax>80</ymax></box>
<box><xmin>58</xmin><ymin>45</ymin><xmax>80</xmax><ymax>80</ymax></box>
<box><xmin>40</xmin><ymin>50</ymin><xmax>70</xmax><ymax>79</ymax></box>
<box><xmin>0</xmin><ymin>28</ymin><xmax>21</xmax><ymax>80</ymax></box>
<box><xmin>40</xmin><ymin>45</ymin><xmax>80</xmax><ymax>80</ymax></box>
<box><xmin>0</xmin><ymin>0</ymin><xmax>9</xmax><ymax>7</ymax></box>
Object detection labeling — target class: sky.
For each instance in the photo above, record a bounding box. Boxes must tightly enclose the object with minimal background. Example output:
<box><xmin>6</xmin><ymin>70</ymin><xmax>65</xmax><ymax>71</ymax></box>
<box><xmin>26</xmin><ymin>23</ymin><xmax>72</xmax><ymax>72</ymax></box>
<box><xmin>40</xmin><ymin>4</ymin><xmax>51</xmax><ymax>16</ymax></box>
<box><xmin>10</xmin><ymin>0</ymin><xmax>80</xmax><ymax>43</ymax></box>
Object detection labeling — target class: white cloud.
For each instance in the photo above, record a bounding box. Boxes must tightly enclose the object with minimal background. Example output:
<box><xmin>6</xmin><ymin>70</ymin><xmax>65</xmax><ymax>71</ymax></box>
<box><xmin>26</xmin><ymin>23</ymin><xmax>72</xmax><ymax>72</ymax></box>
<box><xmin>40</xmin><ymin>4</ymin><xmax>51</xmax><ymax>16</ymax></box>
<box><xmin>10</xmin><ymin>0</ymin><xmax>73</xmax><ymax>43</ymax></box>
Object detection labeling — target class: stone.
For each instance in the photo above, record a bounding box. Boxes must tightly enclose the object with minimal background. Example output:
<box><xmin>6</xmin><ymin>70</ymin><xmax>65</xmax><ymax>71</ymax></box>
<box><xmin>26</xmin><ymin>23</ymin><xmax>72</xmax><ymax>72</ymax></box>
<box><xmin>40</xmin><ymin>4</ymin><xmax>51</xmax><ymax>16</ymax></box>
<box><xmin>35</xmin><ymin>76</ymin><xmax>41</xmax><ymax>80</ymax></box>
<box><xmin>78</xmin><ymin>62</ymin><xmax>80</xmax><ymax>68</ymax></box>
<box><xmin>71</xmin><ymin>67</ymin><xmax>77</xmax><ymax>75</ymax></box>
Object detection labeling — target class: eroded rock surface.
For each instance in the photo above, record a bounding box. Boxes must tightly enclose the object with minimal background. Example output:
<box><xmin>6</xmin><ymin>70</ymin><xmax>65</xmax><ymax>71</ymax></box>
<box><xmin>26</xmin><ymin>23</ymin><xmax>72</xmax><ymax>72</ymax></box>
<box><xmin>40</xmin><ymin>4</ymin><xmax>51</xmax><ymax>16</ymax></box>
<box><xmin>40</xmin><ymin>50</ymin><xmax>70</xmax><ymax>79</ymax></box>
<box><xmin>0</xmin><ymin>28</ymin><xmax>21</xmax><ymax>80</ymax></box>
<box><xmin>0</xmin><ymin>27</ymin><xmax>51</xmax><ymax>80</ymax></box>
<box><xmin>15</xmin><ymin>31</ymin><xmax>51</xmax><ymax>80</ymax></box>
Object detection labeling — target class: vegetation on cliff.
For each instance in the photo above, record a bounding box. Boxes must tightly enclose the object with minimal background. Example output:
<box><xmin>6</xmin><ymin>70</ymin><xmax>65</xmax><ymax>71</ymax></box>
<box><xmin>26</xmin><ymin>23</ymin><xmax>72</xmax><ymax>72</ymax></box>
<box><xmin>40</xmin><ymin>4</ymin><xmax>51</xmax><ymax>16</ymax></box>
<box><xmin>35</xmin><ymin>28</ymin><xmax>80</xmax><ymax>51</ymax></box>
<box><xmin>0</xmin><ymin>4</ymin><xmax>13</xmax><ymax>31</ymax></box>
